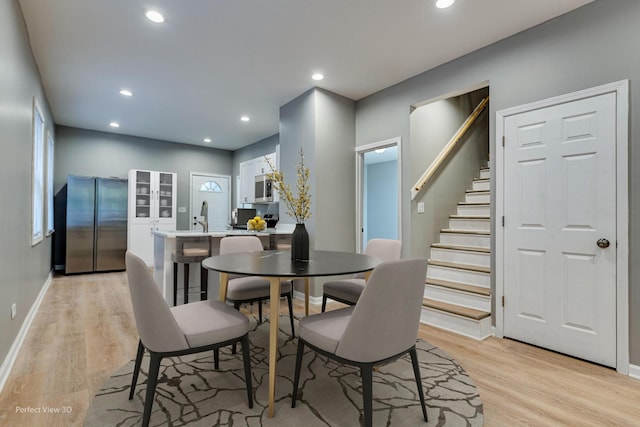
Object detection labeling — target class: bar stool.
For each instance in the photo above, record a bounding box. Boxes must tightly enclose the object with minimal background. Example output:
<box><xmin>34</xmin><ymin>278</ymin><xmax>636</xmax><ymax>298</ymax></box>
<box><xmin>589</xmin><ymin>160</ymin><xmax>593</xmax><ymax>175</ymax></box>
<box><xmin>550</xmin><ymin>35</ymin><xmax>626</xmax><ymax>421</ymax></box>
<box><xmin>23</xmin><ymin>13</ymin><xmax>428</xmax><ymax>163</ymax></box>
<box><xmin>172</xmin><ymin>237</ymin><xmax>211</xmax><ymax>306</ymax></box>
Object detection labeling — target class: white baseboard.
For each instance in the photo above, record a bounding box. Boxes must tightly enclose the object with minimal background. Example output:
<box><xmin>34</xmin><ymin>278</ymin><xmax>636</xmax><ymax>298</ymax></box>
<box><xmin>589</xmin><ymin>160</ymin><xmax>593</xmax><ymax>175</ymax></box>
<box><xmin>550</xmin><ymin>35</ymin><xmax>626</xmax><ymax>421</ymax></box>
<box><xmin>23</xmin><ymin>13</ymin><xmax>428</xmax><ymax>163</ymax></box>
<box><xmin>293</xmin><ymin>290</ymin><xmax>323</xmax><ymax>306</ymax></box>
<box><xmin>0</xmin><ymin>271</ymin><xmax>53</xmax><ymax>393</ymax></box>
<box><xmin>628</xmin><ymin>364</ymin><xmax>640</xmax><ymax>380</ymax></box>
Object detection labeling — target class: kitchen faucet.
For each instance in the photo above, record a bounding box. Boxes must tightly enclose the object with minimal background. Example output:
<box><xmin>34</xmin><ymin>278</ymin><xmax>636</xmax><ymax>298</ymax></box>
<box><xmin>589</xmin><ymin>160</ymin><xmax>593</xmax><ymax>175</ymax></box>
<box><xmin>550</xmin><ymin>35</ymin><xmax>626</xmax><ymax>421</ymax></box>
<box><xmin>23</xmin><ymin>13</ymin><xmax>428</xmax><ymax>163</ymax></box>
<box><xmin>193</xmin><ymin>200</ymin><xmax>208</xmax><ymax>232</ymax></box>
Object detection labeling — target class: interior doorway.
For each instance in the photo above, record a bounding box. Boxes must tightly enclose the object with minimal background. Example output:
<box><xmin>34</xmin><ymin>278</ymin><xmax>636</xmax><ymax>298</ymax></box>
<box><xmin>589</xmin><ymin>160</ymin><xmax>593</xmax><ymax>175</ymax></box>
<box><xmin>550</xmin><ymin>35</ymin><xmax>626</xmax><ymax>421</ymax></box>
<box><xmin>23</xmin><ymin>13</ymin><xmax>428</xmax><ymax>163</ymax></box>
<box><xmin>190</xmin><ymin>173</ymin><xmax>231</xmax><ymax>230</ymax></box>
<box><xmin>356</xmin><ymin>138</ymin><xmax>401</xmax><ymax>252</ymax></box>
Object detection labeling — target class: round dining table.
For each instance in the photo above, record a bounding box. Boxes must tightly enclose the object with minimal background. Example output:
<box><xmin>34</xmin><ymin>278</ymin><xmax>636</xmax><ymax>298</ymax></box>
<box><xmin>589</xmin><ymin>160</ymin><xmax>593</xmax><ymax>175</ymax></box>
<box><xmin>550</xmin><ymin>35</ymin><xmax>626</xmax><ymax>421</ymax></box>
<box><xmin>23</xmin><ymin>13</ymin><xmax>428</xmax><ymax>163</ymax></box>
<box><xmin>202</xmin><ymin>249</ymin><xmax>381</xmax><ymax>418</ymax></box>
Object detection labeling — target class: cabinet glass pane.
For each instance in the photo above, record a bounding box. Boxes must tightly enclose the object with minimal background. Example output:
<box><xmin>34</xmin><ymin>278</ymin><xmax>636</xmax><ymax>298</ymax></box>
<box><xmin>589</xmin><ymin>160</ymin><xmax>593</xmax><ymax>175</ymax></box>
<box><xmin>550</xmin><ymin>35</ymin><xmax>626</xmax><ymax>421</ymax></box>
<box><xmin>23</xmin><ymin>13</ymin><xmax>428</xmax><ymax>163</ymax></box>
<box><xmin>135</xmin><ymin>171</ymin><xmax>151</xmax><ymax>218</ymax></box>
<box><xmin>158</xmin><ymin>172</ymin><xmax>173</xmax><ymax>219</ymax></box>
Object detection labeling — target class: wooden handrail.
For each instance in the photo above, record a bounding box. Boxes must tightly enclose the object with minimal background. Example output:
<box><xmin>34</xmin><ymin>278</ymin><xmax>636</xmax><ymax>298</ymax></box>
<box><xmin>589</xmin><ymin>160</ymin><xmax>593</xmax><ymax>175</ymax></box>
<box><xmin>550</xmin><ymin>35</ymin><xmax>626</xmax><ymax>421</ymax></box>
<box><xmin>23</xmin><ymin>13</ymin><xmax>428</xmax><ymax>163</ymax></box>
<box><xmin>410</xmin><ymin>96</ymin><xmax>489</xmax><ymax>201</ymax></box>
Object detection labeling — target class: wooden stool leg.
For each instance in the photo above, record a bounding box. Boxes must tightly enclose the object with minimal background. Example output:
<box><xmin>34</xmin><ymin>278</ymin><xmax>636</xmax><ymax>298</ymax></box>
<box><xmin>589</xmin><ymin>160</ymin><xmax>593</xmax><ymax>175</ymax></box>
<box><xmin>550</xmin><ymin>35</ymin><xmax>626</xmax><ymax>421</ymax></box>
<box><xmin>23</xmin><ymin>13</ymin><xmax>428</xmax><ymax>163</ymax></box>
<box><xmin>200</xmin><ymin>266</ymin><xmax>208</xmax><ymax>300</ymax></box>
<box><xmin>173</xmin><ymin>262</ymin><xmax>178</xmax><ymax>306</ymax></box>
<box><xmin>183</xmin><ymin>263</ymin><xmax>190</xmax><ymax>305</ymax></box>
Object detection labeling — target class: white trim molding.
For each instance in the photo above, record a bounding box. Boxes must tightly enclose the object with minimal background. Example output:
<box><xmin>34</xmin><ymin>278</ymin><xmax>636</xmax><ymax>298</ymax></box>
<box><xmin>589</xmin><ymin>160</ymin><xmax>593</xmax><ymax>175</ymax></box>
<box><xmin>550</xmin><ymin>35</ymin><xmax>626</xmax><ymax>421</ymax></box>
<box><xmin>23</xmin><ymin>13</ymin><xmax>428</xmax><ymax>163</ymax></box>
<box><xmin>0</xmin><ymin>271</ymin><xmax>53</xmax><ymax>393</ymax></box>
<box><xmin>495</xmin><ymin>80</ymin><xmax>629</xmax><ymax>375</ymax></box>
<box><xmin>628</xmin><ymin>364</ymin><xmax>640</xmax><ymax>380</ymax></box>
<box><xmin>293</xmin><ymin>290</ymin><xmax>323</xmax><ymax>306</ymax></box>
<box><xmin>355</xmin><ymin>137</ymin><xmax>402</xmax><ymax>253</ymax></box>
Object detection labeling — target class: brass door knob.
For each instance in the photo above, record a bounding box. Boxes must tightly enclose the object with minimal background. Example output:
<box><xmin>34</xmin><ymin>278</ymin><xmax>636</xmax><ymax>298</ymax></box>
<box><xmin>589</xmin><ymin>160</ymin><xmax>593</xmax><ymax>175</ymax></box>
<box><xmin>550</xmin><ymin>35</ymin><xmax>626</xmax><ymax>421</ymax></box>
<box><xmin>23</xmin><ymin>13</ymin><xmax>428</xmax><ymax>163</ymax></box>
<box><xmin>597</xmin><ymin>238</ymin><xmax>610</xmax><ymax>249</ymax></box>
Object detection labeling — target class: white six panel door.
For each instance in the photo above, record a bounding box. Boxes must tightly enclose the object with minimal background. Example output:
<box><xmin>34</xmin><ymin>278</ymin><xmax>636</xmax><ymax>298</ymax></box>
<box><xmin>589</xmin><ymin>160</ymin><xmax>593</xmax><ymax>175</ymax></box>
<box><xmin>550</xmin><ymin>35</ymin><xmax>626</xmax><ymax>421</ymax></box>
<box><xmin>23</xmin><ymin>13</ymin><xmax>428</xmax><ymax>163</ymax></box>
<box><xmin>503</xmin><ymin>92</ymin><xmax>617</xmax><ymax>367</ymax></box>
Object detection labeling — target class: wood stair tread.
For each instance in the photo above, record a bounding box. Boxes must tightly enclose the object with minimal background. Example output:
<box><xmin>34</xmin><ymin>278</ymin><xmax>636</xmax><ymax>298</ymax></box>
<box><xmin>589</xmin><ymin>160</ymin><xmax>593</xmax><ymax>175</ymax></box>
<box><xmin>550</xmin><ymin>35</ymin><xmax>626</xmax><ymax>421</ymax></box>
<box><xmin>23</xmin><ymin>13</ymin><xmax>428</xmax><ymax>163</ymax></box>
<box><xmin>449</xmin><ymin>215</ymin><xmax>490</xmax><ymax>220</ymax></box>
<box><xmin>423</xmin><ymin>298</ymin><xmax>491</xmax><ymax>321</ymax></box>
<box><xmin>441</xmin><ymin>229</ymin><xmax>490</xmax><ymax>235</ymax></box>
<box><xmin>465</xmin><ymin>189</ymin><xmax>490</xmax><ymax>194</ymax></box>
<box><xmin>428</xmin><ymin>259</ymin><xmax>491</xmax><ymax>273</ymax></box>
<box><xmin>473</xmin><ymin>178</ymin><xmax>489</xmax><ymax>182</ymax></box>
<box><xmin>458</xmin><ymin>202</ymin><xmax>490</xmax><ymax>206</ymax></box>
<box><xmin>425</xmin><ymin>278</ymin><xmax>491</xmax><ymax>296</ymax></box>
<box><xmin>431</xmin><ymin>243</ymin><xmax>490</xmax><ymax>253</ymax></box>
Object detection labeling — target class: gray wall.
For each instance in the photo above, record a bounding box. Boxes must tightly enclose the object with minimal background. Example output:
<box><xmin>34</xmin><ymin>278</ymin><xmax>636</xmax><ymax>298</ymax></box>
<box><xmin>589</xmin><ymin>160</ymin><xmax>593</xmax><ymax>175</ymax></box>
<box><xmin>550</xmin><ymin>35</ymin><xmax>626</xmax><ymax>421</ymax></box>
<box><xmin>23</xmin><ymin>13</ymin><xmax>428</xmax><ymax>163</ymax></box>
<box><xmin>314</xmin><ymin>89</ymin><xmax>356</xmax><ymax>253</ymax></box>
<box><xmin>409</xmin><ymin>89</ymin><xmax>489</xmax><ymax>257</ymax></box>
<box><xmin>355</xmin><ymin>0</ymin><xmax>640</xmax><ymax>363</ymax></box>
<box><xmin>0</xmin><ymin>0</ymin><xmax>55</xmax><ymax>373</ymax></box>
<box><xmin>279</xmin><ymin>88</ymin><xmax>356</xmax><ymax>295</ymax></box>
<box><xmin>55</xmin><ymin>126</ymin><xmax>233</xmax><ymax>230</ymax></box>
<box><xmin>279</xmin><ymin>89</ymin><xmax>317</xmax><ymax>228</ymax></box>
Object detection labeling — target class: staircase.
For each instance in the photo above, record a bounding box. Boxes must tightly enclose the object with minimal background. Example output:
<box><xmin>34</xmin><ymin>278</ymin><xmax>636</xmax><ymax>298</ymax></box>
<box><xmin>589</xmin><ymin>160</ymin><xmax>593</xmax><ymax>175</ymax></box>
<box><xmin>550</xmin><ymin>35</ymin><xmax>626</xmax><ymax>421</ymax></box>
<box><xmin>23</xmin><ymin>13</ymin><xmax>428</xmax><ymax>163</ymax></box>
<box><xmin>420</xmin><ymin>166</ymin><xmax>492</xmax><ymax>340</ymax></box>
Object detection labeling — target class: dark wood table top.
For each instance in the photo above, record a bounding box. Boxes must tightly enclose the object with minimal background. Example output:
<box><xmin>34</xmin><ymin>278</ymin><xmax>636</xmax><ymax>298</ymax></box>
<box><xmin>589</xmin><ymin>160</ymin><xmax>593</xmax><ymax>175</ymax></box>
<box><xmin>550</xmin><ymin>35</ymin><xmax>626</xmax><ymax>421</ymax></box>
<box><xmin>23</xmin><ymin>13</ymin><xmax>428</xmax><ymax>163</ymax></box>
<box><xmin>202</xmin><ymin>249</ymin><xmax>381</xmax><ymax>277</ymax></box>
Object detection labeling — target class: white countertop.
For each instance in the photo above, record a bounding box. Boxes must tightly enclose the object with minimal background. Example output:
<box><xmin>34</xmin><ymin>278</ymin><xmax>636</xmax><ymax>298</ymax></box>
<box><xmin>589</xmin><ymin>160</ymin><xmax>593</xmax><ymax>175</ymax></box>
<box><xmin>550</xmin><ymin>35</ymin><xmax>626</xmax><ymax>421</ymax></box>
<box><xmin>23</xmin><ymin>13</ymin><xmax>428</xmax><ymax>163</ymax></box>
<box><xmin>152</xmin><ymin>227</ymin><xmax>292</xmax><ymax>238</ymax></box>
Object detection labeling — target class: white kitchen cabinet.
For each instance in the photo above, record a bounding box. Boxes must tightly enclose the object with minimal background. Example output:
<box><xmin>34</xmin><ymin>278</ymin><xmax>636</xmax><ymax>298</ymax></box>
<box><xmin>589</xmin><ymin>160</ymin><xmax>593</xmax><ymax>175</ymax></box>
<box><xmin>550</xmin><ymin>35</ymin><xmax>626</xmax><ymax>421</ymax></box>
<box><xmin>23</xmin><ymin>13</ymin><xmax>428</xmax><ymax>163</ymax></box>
<box><xmin>254</xmin><ymin>152</ymin><xmax>276</xmax><ymax>176</ymax></box>
<box><xmin>239</xmin><ymin>160</ymin><xmax>255</xmax><ymax>204</ymax></box>
<box><xmin>128</xmin><ymin>169</ymin><xmax>177</xmax><ymax>265</ymax></box>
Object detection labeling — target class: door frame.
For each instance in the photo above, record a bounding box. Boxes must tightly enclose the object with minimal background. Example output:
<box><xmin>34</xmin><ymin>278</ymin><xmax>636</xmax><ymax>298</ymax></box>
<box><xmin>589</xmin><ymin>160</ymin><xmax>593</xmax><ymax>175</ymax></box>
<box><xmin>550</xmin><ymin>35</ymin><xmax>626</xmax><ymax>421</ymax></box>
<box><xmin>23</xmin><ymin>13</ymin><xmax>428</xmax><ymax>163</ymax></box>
<box><xmin>355</xmin><ymin>137</ymin><xmax>402</xmax><ymax>253</ymax></box>
<box><xmin>495</xmin><ymin>80</ymin><xmax>629</xmax><ymax>374</ymax></box>
<box><xmin>189</xmin><ymin>172</ymin><xmax>232</xmax><ymax>229</ymax></box>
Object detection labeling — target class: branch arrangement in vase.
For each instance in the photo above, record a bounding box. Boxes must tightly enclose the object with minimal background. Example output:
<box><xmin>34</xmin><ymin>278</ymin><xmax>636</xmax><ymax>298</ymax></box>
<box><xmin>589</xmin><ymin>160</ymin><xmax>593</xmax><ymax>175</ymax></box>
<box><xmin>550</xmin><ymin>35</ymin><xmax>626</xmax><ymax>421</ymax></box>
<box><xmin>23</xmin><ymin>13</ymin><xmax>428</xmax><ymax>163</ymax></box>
<box><xmin>266</xmin><ymin>148</ymin><xmax>311</xmax><ymax>224</ymax></box>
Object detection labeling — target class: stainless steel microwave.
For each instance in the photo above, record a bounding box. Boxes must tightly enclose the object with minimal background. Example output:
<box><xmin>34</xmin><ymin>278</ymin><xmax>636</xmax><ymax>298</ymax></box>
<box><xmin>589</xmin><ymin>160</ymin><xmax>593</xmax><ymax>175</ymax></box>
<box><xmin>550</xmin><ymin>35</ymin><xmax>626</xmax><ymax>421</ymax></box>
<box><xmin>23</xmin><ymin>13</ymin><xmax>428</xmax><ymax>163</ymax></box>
<box><xmin>254</xmin><ymin>174</ymin><xmax>273</xmax><ymax>203</ymax></box>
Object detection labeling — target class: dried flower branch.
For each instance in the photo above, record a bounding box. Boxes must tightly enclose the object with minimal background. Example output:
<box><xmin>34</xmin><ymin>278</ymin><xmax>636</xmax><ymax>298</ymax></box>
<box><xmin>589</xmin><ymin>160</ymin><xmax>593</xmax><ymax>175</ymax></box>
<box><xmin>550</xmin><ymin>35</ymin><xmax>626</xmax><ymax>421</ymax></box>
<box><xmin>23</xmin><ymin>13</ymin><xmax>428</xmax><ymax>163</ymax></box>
<box><xmin>266</xmin><ymin>148</ymin><xmax>312</xmax><ymax>224</ymax></box>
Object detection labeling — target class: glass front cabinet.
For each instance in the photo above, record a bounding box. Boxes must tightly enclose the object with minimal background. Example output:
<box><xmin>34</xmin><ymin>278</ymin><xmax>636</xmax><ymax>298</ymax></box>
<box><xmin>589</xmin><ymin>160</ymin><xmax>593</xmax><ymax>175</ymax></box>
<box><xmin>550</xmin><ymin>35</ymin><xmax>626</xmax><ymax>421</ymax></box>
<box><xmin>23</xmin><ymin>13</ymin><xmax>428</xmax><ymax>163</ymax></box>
<box><xmin>127</xmin><ymin>169</ymin><xmax>177</xmax><ymax>266</ymax></box>
<box><xmin>128</xmin><ymin>169</ymin><xmax>177</xmax><ymax>222</ymax></box>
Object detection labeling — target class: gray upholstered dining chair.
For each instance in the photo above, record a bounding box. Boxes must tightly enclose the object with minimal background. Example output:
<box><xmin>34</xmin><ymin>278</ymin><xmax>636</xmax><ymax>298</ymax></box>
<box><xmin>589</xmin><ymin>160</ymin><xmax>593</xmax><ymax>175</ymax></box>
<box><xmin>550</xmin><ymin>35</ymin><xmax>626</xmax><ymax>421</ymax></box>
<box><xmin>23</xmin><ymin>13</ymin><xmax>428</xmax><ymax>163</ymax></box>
<box><xmin>292</xmin><ymin>258</ymin><xmax>429</xmax><ymax>427</ymax></box>
<box><xmin>321</xmin><ymin>238</ymin><xmax>402</xmax><ymax>312</ymax></box>
<box><xmin>220</xmin><ymin>236</ymin><xmax>295</xmax><ymax>336</ymax></box>
<box><xmin>125</xmin><ymin>251</ymin><xmax>253</xmax><ymax>427</ymax></box>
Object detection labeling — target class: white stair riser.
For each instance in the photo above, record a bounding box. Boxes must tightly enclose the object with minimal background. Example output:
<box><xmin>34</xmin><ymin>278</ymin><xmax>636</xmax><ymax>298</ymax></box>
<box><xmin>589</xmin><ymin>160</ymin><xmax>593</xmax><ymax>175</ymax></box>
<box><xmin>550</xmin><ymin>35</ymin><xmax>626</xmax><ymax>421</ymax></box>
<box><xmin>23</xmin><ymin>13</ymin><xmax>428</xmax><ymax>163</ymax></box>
<box><xmin>465</xmin><ymin>192</ymin><xmax>490</xmax><ymax>203</ymax></box>
<box><xmin>448</xmin><ymin>218</ymin><xmax>490</xmax><ymax>232</ymax></box>
<box><xmin>457</xmin><ymin>204</ymin><xmax>490</xmax><ymax>216</ymax></box>
<box><xmin>472</xmin><ymin>180</ymin><xmax>490</xmax><ymax>191</ymax></box>
<box><xmin>424</xmin><ymin>286</ymin><xmax>491</xmax><ymax>312</ymax></box>
<box><xmin>479</xmin><ymin>169</ymin><xmax>490</xmax><ymax>179</ymax></box>
<box><xmin>427</xmin><ymin>264</ymin><xmax>490</xmax><ymax>287</ymax></box>
<box><xmin>420</xmin><ymin>308</ymin><xmax>492</xmax><ymax>340</ymax></box>
<box><xmin>440</xmin><ymin>232</ymin><xmax>490</xmax><ymax>248</ymax></box>
<box><xmin>430</xmin><ymin>248</ymin><xmax>490</xmax><ymax>267</ymax></box>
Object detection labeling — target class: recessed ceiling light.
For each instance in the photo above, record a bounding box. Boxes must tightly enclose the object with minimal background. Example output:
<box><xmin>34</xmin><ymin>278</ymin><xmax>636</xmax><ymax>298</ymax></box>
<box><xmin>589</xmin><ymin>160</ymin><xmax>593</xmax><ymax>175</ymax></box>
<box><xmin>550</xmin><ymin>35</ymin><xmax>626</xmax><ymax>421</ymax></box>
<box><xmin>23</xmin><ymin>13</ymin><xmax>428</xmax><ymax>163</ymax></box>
<box><xmin>119</xmin><ymin>89</ymin><xmax>133</xmax><ymax>97</ymax></box>
<box><xmin>109</xmin><ymin>121</ymin><xmax>120</xmax><ymax>128</ymax></box>
<box><xmin>204</xmin><ymin>138</ymin><xmax>212</xmax><ymax>143</ymax></box>
<box><xmin>240</xmin><ymin>116</ymin><xmax>250</xmax><ymax>122</ymax></box>
<box><xmin>145</xmin><ymin>10</ymin><xmax>165</xmax><ymax>23</ymax></box>
<box><xmin>435</xmin><ymin>0</ymin><xmax>455</xmax><ymax>8</ymax></box>
<box><xmin>312</xmin><ymin>73</ymin><xmax>324</xmax><ymax>81</ymax></box>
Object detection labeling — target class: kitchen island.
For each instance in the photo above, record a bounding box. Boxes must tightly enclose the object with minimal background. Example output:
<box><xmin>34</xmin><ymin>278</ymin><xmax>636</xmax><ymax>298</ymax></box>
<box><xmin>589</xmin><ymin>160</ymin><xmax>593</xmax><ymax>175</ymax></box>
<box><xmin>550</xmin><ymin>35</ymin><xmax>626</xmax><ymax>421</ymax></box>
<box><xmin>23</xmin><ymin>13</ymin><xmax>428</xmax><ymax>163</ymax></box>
<box><xmin>151</xmin><ymin>227</ymin><xmax>293</xmax><ymax>304</ymax></box>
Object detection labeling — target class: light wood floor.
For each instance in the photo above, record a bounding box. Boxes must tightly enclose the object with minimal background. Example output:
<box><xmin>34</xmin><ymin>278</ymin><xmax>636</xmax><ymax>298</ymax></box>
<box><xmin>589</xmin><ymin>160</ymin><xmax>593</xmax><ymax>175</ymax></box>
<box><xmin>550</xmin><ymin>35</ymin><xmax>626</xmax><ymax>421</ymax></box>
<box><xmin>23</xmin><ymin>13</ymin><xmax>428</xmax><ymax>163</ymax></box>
<box><xmin>1</xmin><ymin>272</ymin><xmax>639</xmax><ymax>426</ymax></box>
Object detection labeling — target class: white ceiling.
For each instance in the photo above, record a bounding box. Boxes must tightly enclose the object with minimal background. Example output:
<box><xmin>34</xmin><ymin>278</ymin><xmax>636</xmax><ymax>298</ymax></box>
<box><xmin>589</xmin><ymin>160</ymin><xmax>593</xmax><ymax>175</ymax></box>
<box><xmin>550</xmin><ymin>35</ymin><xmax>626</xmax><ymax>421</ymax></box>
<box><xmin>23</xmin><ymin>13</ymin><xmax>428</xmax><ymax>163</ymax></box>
<box><xmin>18</xmin><ymin>0</ymin><xmax>592</xmax><ymax>151</ymax></box>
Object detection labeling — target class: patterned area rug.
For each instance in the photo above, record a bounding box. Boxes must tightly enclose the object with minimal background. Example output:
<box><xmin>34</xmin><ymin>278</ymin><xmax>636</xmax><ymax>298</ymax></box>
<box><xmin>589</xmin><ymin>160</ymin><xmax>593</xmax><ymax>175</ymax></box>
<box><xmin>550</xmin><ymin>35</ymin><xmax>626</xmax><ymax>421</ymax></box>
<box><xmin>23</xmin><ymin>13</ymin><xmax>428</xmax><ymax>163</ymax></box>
<box><xmin>85</xmin><ymin>316</ymin><xmax>483</xmax><ymax>426</ymax></box>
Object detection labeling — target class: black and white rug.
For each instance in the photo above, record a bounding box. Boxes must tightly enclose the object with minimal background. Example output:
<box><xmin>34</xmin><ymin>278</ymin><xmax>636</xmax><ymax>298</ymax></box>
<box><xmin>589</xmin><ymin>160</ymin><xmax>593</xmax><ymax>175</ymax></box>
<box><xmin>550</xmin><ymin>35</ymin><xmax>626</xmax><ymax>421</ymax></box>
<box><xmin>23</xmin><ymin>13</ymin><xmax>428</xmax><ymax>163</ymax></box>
<box><xmin>85</xmin><ymin>316</ymin><xmax>483</xmax><ymax>426</ymax></box>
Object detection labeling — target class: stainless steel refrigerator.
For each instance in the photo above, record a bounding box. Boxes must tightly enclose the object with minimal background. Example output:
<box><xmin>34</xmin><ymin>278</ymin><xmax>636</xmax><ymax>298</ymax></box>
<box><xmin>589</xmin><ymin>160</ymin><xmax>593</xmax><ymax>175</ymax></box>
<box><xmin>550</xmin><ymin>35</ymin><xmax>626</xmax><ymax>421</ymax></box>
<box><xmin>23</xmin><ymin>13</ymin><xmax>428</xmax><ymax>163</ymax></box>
<box><xmin>65</xmin><ymin>176</ymin><xmax>128</xmax><ymax>274</ymax></box>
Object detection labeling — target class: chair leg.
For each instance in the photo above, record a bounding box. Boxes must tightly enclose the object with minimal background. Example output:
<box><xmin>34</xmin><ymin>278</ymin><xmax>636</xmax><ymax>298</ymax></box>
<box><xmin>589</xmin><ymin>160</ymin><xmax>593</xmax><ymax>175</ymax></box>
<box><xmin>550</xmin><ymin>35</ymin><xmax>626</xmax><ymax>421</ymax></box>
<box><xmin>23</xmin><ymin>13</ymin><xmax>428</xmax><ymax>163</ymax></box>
<box><xmin>173</xmin><ymin>262</ymin><xmax>178</xmax><ymax>306</ymax></box>
<box><xmin>200</xmin><ymin>266</ymin><xmax>208</xmax><ymax>300</ymax></box>
<box><xmin>321</xmin><ymin>294</ymin><xmax>327</xmax><ymax>312</ymax></box>
<box><xmin>232</xmin><ymin>302</ymin><xmax>240</xmax><ymax>355</ymax></box>
<box><xmin>183</xmin><ymin>263</ymin><xmax>190</xmax><ymax>305</ymax></box>
<box><xmin>214</xmin><ymin>348</ymin><xmax>220</xmax><ymax>370</ymax></box>
<box><xmin>142</xmin><ymin>352</ymin><xmax>162</xmax><ymax>427</ymax></box>
<box><xmin>258</xmin><ymin>301</ymin><xmax>263</xmax><ymax>324</ymax></box>
<box><xmin>291</xmin><ymin>339</ymin><xmax>305</xmax><ymax>408</ymax></box>
<box><xmin>287</xmin><ymin>292</ymin><xmax>295</xmax><ymax>337</ymax></box>
<box><xmin>240</xmin><ymin>335</ymin><xmax>254</xmax><ymax>408</ymax></box>
<box><xmin>410</xmin><ymin>347</ymin><xmax>428</xmax><ymax>422</ymax></box>
<box><xmin>361</xmin><ymin>365</ymin><xmax>374</xmax><ymax>427</ymax></box>
<box><xmin>129</xmin><ymin>340</ymin><xmax>145</xmax><ymax>400</ymax></box>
